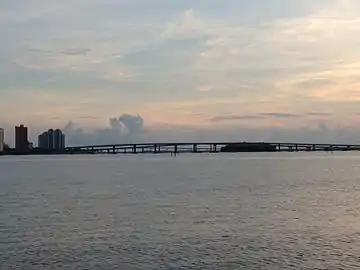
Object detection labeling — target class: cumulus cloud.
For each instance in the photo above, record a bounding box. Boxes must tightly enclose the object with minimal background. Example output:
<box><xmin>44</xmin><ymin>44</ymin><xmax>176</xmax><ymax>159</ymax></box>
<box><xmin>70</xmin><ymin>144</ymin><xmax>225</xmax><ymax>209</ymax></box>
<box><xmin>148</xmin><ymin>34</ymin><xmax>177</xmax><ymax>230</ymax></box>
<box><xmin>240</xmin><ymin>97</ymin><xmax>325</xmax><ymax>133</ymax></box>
<box><xmin>63</xmin><ymin>114</ymin><xmax>145</xmax><ymax>146</ymax></box>
<box><xmin>118</xmin><ymin>114</ymin><xmax>144</xmax><ymax>134</ymax></box>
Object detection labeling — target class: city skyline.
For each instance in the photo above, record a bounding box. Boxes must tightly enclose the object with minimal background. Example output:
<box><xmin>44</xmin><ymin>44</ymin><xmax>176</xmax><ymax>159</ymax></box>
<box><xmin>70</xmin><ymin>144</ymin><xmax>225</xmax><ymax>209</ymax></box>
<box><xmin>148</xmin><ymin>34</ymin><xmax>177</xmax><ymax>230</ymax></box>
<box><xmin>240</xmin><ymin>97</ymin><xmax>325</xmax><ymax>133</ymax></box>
<box><xmin>2</xmin><ymin>1</ymin><xmax>360</xmax><ymax>145</ymax></box>
<box><xmin>0</xmin><ymin>125</ymin><xmax>66</xmax><ymax>149</ymax></box>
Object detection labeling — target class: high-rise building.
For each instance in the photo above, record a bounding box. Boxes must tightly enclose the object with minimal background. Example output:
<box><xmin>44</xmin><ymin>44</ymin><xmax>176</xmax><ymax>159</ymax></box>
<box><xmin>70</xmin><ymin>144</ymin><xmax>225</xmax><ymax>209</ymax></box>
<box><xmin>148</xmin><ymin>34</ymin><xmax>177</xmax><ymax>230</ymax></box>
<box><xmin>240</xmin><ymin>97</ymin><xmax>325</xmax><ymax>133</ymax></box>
<box><xmin>54</xmin><ymin>129</ymin><xmax>65</xmax><ymax>149</ymax></box>
<box><xmin>0</xmin><ymin>128</ymin><xmax>4</xmax><ymax>152</ymax></box>
<box><xmin>38</xmin><ymin>132</ymin><xmax>47</xmax><ymax>149</ymax></box>
<box><xmin>38</xmin><ymin>129</ymin><xmax>65</xmax><ymax>150</ymax></box>
<box><xmin>15</xmin><ymin>125</ymin><xmax>28</xmax><ymax>151</ymax></box>
<box><xmin>48</xmin><ymin>129</ymin><xmax>54</xmax><ymax>149</ymax></box>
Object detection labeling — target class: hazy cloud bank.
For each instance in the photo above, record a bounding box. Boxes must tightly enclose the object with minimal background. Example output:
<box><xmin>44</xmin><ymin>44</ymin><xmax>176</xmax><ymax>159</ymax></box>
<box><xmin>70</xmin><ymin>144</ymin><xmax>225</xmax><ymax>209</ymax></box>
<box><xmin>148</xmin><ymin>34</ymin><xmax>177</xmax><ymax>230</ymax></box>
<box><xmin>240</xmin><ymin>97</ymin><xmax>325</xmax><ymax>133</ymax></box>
<box><xmin>3</xmin><ymin>111</ymin><xmax>360</xmax><ymax>147</ymax></box>
<box><xmin>53</xmin><ymin>113</ymin><xmax>360</xmax><ymax>147</ymax></box>
<box><xmin>210</xmin><ymin>112</ymin><xmax>333</xmax><ymax>122</ymax></box>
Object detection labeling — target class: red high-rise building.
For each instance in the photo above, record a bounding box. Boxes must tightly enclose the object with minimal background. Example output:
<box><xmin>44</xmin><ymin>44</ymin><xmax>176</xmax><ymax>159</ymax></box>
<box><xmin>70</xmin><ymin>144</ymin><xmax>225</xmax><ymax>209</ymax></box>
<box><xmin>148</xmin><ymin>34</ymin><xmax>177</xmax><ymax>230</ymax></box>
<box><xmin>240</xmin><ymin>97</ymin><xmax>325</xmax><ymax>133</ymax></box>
<box><xmin>15</xmin><ymin>125</ymin><xmax>29</xmax><ymax>151</ymax></box>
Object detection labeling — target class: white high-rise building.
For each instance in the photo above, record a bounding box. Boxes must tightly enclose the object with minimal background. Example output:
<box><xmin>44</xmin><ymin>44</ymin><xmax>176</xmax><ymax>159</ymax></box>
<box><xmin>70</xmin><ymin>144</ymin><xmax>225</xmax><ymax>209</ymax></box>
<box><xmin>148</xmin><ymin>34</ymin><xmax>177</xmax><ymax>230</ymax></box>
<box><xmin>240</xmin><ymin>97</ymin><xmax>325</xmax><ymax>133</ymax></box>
<box><xmin>0</xmin><ymin>128</ymin><xmax>4</xmax><ymax>152</ymax></box>
<box><xmin>38</xmin><ymin>129</ymin><xmax>65</xmax><ymax>150</ymax></box>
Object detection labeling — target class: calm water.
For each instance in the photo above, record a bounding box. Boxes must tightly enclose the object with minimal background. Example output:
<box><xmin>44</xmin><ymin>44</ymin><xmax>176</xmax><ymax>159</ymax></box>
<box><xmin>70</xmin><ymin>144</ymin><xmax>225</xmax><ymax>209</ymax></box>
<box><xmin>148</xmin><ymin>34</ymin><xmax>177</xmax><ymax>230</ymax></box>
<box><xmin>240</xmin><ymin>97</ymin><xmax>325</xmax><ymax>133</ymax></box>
<box><xmin>1</xmin><ymin>153</ymin><xmax>360</xmax><ymax>269</ymax></box>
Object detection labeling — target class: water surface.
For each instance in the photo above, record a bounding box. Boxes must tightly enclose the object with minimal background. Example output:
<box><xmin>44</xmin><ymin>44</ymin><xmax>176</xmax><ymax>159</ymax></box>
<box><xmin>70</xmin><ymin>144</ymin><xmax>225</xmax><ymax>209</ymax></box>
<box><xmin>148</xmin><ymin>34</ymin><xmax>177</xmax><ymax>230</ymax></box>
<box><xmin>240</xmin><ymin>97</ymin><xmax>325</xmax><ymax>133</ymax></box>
<box><xmin>1</xmin><ymin>153</ymin><xmax>360</xmax><ymax>269</ymax></box>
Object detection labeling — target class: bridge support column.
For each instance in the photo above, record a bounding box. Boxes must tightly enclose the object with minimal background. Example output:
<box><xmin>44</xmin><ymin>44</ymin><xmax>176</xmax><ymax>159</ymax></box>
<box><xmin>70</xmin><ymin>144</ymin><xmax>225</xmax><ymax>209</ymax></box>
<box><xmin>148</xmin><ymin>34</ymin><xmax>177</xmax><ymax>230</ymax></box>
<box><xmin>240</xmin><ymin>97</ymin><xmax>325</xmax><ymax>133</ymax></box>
<box><xmin>312</xmin><ymin>144</ymin><xmax>316</xmax><ymax>151</ymax></box>
<box><xmin>193</xmin><ymin>144</ymin><xmax>198</xmax><ymax>153</ymax></box>
<box><xmin>112</xmin><ymin>146</ymin><xmax>116</xmax><ymax>154</ymax></box>
<box><xmin>296</xmin><ymin>144</ymin><xmax>299</xmax><ymax>152</ymax></box>
<box><xmin>133</xmin><ymin>145</ymin><xmax>137</xmax><ymax>154</ymax></box>
<box><xmin>154</xmin><ymin>144</ymin><xmax>157</xmax><ymax>154</ymax></box>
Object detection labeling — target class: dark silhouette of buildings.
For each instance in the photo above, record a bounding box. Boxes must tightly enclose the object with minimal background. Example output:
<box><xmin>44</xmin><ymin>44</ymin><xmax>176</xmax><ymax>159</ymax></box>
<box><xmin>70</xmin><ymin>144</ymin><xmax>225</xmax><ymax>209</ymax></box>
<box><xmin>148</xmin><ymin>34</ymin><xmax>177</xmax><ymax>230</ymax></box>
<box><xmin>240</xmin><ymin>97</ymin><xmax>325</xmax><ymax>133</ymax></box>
<box><xmin>38</xmin><ymin>129</ymin><xmax>65</xmax><ymax>150</ymax></box>
<box><xmin>15</xmin><ymin>125</ymin><xmax>29</xmax><ymax>151</ymax></box>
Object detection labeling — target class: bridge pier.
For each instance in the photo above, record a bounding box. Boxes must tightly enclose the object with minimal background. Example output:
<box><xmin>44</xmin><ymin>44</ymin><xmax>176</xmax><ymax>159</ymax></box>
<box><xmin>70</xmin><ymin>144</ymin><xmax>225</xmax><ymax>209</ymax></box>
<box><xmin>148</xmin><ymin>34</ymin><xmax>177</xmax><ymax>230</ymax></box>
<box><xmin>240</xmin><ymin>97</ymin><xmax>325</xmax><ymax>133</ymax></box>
<box><xmin>213</xmin><ymin>144</ymin><xmax>217</xmax><ymax>152</ymax></box>
<box><xmin>133</xmin><ymin>145</ymin><xmax>137</xmax><ymax>154</ymax></box>
<box><xmin>193</xmin><ymin>144</ymin><xmax>198</xmax><ymax>153</ymax></box>
<box><xmin>154</xmin><ymin>144</ymin><xmax>158</xmax><ymax>154</ymax></box>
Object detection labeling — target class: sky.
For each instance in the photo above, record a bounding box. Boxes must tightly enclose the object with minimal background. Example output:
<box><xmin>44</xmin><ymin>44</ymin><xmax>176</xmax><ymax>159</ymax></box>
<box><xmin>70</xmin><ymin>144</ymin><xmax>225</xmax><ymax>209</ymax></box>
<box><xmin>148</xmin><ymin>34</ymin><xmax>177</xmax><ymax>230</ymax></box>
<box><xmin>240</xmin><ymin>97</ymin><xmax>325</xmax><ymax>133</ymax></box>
<box><xmin>1</xmin><ymin>0</ymin><xmax>360</xmax><ymax>145</ymax></box>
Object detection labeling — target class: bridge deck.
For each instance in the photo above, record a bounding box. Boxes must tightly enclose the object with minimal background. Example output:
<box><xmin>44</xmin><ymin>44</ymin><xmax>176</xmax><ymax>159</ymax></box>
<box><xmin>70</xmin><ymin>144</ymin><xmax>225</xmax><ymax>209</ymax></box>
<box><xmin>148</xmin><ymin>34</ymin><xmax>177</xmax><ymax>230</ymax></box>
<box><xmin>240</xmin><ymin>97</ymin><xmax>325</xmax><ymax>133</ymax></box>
<box><xmin>64</xmin><ymin>142</ymin><xmax>360</xmax><ymax>155</ymax></box>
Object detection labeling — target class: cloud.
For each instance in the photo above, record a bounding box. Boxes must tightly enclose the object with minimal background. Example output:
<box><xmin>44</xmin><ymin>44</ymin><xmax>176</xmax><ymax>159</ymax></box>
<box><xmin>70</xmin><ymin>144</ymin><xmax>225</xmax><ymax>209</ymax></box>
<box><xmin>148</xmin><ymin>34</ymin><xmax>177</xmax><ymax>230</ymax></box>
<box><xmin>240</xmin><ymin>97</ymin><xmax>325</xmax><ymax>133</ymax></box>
<box><xmin>211</xmin><ymin>111</ymin><xmax>335</xmax><ymax>122</ymax></box>
<box><xmin>307</xmin><ymin>112</ymin><xmax>333</xmax><ymax>117</ymax></box>
<box><xmin>198</xmin><ymin>85</ymin><xmax>213</xmax><ymax>92</ymax></box>
<box><xmin>211</xmin><ymin>112</ymin><xmax>306</xmax><ymax>122</ymax></box>
<box><xmin>79</xmin><ymin>116</ymin><xmax>98</xmax><ymax>120</ymax></box>
<box><xmin>109</xmin><ymin>117</ymin><xmax>123</xmax><ymax>130</ymax></box>
<box><xmin>118</xmin><ymin>114</ymin><xmax>144</xmax><ymax>134</ymax></box>
<box><xmin>61</xmin><ymin>48</ymin><xmax>91</xmax><ymax>56</ymax></box>
<box><xmin>58</xmin><ymin>114</ymin><xmax>360</xmax><ymax>147</ymax></box>
<box><xmin>2</xmin><ymin>0</ymin><xmax>360</xmax><ymax>135</ymax></box>
<box><xmin>318</xmin><ymin>122</ymin><xmax>329</xmax><ymax>133</ymax></box>
<box><xmin>6</xmin><ymin>111</ymin><xmax>359</xmax><ymax>148</ymax></box>
<box><xmin>295</xmin><ymin>78</ymin><xmax>336</xmax><ymax>89</ymax></box>
<box><xmin>211</xmin><ymin>115</ymin><xmax>265</xmax><ymax>122</ymax></box>
<box><xmin>259</xmin><ymin>113</ymin><xmax>300</xmax><ymax>118</ymax></box>
<box><xmin>63</xmin><ymin>113</ymin><xmax>145</xmax><ymax>146</ymax></box>
<box><xmin>63</xmin><ymin>120</ymin><xmax>77</xmax><ymax>134</ymax></box>
<box><xmin>126</xmin><ymin>123</ymin><xmax>360</xmax><ymax>145</ymax></box>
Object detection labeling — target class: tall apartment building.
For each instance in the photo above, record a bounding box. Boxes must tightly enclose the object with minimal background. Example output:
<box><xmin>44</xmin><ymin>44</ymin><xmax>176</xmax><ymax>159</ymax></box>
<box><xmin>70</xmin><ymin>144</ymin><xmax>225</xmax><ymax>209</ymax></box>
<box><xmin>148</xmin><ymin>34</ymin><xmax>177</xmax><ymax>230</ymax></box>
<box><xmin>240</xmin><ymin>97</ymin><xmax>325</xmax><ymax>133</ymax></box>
<box><xmin>0</xmin><ymin>128</ymin><xmax>4</xmax><ymax>152</ymax></box>
<box><xmin>15</xmin><ymin>125</ymin><xmax>29</xmax><ymax>151</ymax></box>
<box><xmin>38</xmin><ymin>129</ymin><xmax>65</xmax><ymax>150</ymax></box>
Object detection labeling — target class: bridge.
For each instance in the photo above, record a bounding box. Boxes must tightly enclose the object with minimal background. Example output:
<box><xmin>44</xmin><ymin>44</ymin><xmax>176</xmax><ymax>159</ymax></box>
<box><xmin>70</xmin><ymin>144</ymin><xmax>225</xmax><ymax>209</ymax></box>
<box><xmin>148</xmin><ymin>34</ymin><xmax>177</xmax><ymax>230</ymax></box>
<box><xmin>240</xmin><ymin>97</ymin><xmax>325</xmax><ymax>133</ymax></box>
<box><xmin>65</xmin><ymin>142</ymin><xmax>360</xmax><ymax>155</ymax></box>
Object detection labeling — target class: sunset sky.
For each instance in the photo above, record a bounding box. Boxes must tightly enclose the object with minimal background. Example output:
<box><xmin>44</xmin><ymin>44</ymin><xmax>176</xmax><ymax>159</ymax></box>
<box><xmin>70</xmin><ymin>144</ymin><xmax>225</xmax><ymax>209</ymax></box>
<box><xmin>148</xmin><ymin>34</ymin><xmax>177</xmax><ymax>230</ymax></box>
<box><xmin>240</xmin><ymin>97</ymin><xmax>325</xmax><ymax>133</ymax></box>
<box><xmin>1</xmin><ymin>0</ymin><xmax>360</xmax><ymax>144</ymax></box>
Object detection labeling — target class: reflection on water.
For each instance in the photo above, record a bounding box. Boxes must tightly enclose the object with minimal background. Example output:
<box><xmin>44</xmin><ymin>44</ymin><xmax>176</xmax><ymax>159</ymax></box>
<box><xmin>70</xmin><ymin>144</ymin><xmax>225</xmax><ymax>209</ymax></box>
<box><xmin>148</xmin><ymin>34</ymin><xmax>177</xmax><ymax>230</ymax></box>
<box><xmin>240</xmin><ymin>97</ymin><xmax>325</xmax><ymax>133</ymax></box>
<box><xmin>1</xmin><ymin>153</ymin><xmax>360</xmax><ymax>269</ymax></box>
